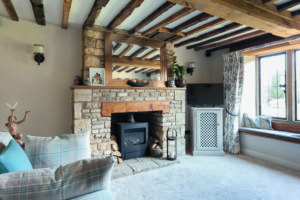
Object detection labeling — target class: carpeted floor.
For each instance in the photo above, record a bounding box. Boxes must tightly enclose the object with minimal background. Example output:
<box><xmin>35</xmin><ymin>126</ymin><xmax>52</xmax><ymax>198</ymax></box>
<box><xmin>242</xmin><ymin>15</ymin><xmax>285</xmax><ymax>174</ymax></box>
<box><xmin>111</xmin><ymin>154</ymin><xmax>300</xmax><ymax>200</ymax></box>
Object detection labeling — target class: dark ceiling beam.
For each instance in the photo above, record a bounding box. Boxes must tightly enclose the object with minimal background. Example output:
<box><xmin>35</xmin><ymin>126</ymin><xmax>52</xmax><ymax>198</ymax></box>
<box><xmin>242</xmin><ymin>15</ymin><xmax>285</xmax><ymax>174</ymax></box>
<box><xmin>140</xmin><ymin>49</ymin><xmax>159</xmax><ymax>60</ymax></box>
<box><xmin>135</xmin><ymin>68</ymin><xmax>147</xmax><ymax>73</ymax></box>
<box><xmin>129</xmin><ymin>1</ymin><xmax>175</xmax><ymax>34</ymax></box>
<box><xmin>187</xmin><ymin>27</ymin><xmax>253</xmax><ymax>49</ymax></box>
<box><xmin>117</xmin><ymin>66</ymin><xmax>129</xmax><ymax>72</ymax></box>
<box><xmin>128</xmin><ymin>47</ymin><xmax>147</xmax><ymax>59</ymax></box>
<box><xmin>170</xmin><ymin>12</ymin><xmax>213</xmax><ymax>34</ymax></box>
<box><xmin>194</xmin><ymin>30</ymin><xmax>265</xmax><ymax>51</ymax></box>
<box><xmin>106</xmin><ymin>0</ymin><xmax>144</xmax><ymax>30</ymax></box>
<box><xmin>262</xmin><ymin>0</ymin><xmax>277</xmax><ymax>4</ymax></box>
<box><xmin>112</xmin><ymin>66</ymin><xmax>121</xmax><ymax>71</ymax></box>
<box><xmin>62</xmin><ymin>0</ymin><xmax>72</xmax><ymax>29</ymax></box>
<box><xmin>175</xmin><ymin>22</ymin><xmax>241</xmax><ymax>47</ymax></box>
<box><xmin>83</xmin><ymin>0</ymin><xmax>109</xmax><ymax>28</ymax></box>
<box><xmin>205</xmin><ymin>33</ymin><xmax>282</xmax><ymax>56</ymax></box>
<box><xmin>149</xmin><ymin>55</ymin><xmax>160</xmax><ymax>61</ymax></box>
<box><xmin>292</xmin><ymin>9</ymin><xmax>300</xmax><ymax>17</ymax></box>
<box><xmin>169</xmin><ymin>18</ymin><xmax>227</xmax><ymax>43</ymax></box>
<box><xmin>1</xmin><ymin>0</ymin><xmax>18</xmax><ymax>21</ymax></box>
<box><xmin>142</xmin><ymin>7</ymin><xmax>194</xmax><ymax>36</ymax></box>
<box><xmin>277</xmin><ymin>0</ymin><xmax>300</xmax><ymax>12</ymax></box>
<box><xmin>113</xmin><ymin>42</ymin><xmax>122</xmax><ymax>52</ymax></box>
<box><xmin>125</xmin><ymin>67</ymin><xmax>138</xmax><ymax>73</ymax></box>
<box><xmin>118</xmin><ymin>45</ymin><xmax>134</xmax><ymax>58</ymax></box>
<box><xmin>30</xmin><ymin>0</ymin><xmax>46</xmax><ymax>26</ymax></box>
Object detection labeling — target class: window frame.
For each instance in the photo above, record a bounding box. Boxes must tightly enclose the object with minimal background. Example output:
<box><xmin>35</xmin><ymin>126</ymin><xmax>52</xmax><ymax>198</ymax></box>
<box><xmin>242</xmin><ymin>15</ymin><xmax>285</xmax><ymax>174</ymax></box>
<box><xmin>258</xmin><ymin>52</ymin><xmax>287</xmax><ymax>120</ymax></box>
<box><xmin>295</xmin><ymin>49</ymin><xmax>300</xmax><ymax>121</ymax></box>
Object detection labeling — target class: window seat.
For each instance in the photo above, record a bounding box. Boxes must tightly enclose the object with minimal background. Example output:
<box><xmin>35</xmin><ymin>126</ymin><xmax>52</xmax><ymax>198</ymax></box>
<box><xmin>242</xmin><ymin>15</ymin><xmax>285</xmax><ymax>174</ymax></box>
<box><xmin>239</xmin><ymin>127</ymin><xmax>300</xmax><ymax>144</ymax></box>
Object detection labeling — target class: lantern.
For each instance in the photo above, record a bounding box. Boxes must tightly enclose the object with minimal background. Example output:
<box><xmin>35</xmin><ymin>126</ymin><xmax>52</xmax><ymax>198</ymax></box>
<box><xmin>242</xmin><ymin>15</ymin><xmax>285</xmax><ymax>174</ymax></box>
<box><xmin>167</xmin><ymin>128</ymin><xmax>177</xmax><ymax>160</ymax></box>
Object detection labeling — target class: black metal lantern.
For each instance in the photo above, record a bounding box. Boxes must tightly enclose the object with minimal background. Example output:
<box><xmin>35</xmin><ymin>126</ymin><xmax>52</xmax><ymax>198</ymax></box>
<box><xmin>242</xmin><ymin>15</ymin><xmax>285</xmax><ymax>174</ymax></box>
<box><xmin>167</xmin><ymin>128</ymin><xmax>177</xmax><ymax>160</ymax></box>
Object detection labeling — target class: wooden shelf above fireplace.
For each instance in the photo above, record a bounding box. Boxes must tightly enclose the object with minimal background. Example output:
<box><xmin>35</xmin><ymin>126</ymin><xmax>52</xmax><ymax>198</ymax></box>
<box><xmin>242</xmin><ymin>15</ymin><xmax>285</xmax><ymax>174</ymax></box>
<box><xmin>72</xmin><ymin>85</ymin><xmax>186</xmax><ymax>90</ymax></box>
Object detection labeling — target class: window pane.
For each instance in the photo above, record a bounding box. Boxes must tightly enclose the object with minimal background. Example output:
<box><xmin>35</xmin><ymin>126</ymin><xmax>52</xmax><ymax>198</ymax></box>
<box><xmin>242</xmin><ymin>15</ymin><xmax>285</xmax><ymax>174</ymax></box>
<box><xmin>259</xmin><ymin>53</ymin><xmax>286</xmax><ymax>118</ymax></box>
<box><xmin>296</xmin><ymin>50</ymin><xmax>300</xmax><ymax>120</ymax></box>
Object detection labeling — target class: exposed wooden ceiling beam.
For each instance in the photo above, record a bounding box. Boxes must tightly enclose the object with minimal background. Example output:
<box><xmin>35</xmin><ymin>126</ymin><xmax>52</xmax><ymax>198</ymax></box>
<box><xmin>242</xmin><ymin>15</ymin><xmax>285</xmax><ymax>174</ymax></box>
<box><xmin>30</xmin><ymin>0</ymin><xmax>46</xmax><ymax>26</ymax></box>
<box><xmin>125</xmin><ymin>67</ymin><xmax>138</xmax><ymax>73</ymax></box>
<box><xmin>135</xmin><ymin>68</ymin><xmax>147</xmax><ymax>73</ymax></box>
<box><xmin>175</xmin><ymin>22</ymin><xmax>241</xmax><ymax>47</ymax></box>
<box><xmin>292</xmin><ymin>10</ymin><xmax>300</xmax><ymax>17</ymax></box>
<box><xmin>149</xmin><ymin>55</ymin><xmax>160</xmax><ymax>61</ymax></box>
<box><xmin>194</xmin><ymin>30</ymin><xmax>265</xmax><ymax>51</ymax></box>
<box><xmin>117</xmin><ymin>66</ymin><xmax>130</xmax><ymax>72</ymax></box>
<box><xmin>170</xmin><ymin>18</ymin><xmax>227</xmax><ymax>43</ymax></box>
<box><xmin>83</xmin><ymin>0</ymin><xmax>109</xmax><ymax>28</ymax></box>
<box><xmin>106</xmin><ymin>0</ymin><xmax>144</xmax><ymax>30</ymax></box>
<box><xmin>187</xmin><ymin>27</ymin><xmax>253</xmax><ymax>49</ymax></box>
<box><xmin>1</xmin><ymin>0</ymin><xmax>18</xmax><ymax>21</ymax></box>
<box><xmin>118</xmin><ymin>45</ymin><xmax>134</xmax><ymax>58</ymax></box>
<box><xmin>112</xmin><ymin>66</ymin><xmax>121</xmax><ymax>71</ymax></box>
<box><xmin>277</xmin><ymin>0</ymin><xmax>299</xmax><ymax>12</ymax></box>
<box><xmin>262</xmin><ymin>0</ymin><xmax>277</xmax><ymax>4</ymax></box>
<box><xmin>158</xmin><ymin>27</ymin><xmax>185</xmax><ymax>36</ymax></box>
<box><xmin>166</xmin><ymin>0</ymin><xmax>300</xmax><ymax>37</ymax></box>
<box><xmin>128</xmin><ymin>46</ymin><xmax>147</xmax><ymax>59</ymax></box>
<box><xmin>62</xmin><ymin>0</ymin><xmax>72</xmax><ymax>29</ymax></box>
<box><xmin>113</xmin><ymin>42</ymin><xmax>122</xmax><ymax>52</ymax></box>
<box><xmin>129</xmin><ymin>1</ymin><xmax>175</xmax><ymax>34</ymax></box>
<box><xmin>140</xmin><ymin>49</ymin><xmax>159</xmax><ymax>60</ymax></box>
<box><xmin>205</xmin><ymin>33</ymin><xmax>282</xmax><ymax>55</ymax></box>
<box><xmin>170</xmin><ymin>12</ymin><xmax>213</xmax><ymax>34</ymax></box>
<box><xmin>142</xmin><ymin>7</ymin><xmax>194</xmax><ymax>36</ymax></box>
<box><xmin>112</xmin><ymin>56</ymin><xmax>160</xmax><ymax>68</ymax></box>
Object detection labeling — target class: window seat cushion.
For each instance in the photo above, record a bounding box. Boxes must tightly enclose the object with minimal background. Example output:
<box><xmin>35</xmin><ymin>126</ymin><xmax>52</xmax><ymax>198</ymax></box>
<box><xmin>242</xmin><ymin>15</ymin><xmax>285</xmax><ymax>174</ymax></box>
<box><xmin>239</xmin><ymin>127</ymin><xmax>300</xmax><ymax>143</ymax></box>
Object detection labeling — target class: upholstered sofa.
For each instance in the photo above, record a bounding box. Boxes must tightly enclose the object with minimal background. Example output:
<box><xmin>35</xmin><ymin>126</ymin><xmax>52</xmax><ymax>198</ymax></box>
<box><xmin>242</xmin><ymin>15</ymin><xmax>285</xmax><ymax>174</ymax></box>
<box><xmin>0</xmin><ymin>132</ymin><xmax>115</xmax><ymax>200</ymax></box>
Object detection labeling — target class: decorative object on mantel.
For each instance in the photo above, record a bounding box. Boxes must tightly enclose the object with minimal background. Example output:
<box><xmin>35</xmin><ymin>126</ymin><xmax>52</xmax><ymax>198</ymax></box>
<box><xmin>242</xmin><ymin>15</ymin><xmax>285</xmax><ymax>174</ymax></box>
<box><xmin>33</xmin><ymin>44</ymin><xmax>45</xmax><ymax>66</ymax></box>
<box><xmin>167</xmin><ymin>56</ymin><xmax>177</xmax><ymax>88</ymax></box>
<box><xmin>127</xmin><ymin>80</ymin><xmax>149</xmax><ymax>87</ymax></box>
<box><xmin>186</xmin><ymin>62</ymin><xmax>195</xmax><ymax>76</ymax></box>
<box><xmin>167</xmin><ymin>128</ymin><xmax>177</xmax><ymax>161</ymax></box>
<box><xmin>5</xmin><ymin>103</ymin><xmax>30</xmax><ymax>147</ymax></box>
<box><xmin>74</xmin><ymin>76</ymin><xmax>82</xmax><ymax>85</ymax></box>
<box><xmin>89</xmin><ymin>68</ymin><xmax>105</xmax><ymax>86</ymax></box>
<box><xmin>175</xmin><ymin>63</ymin><xmax>186</xmax><ymax>88</ymax></box>
<box><xmin>110</xmin><ymin>135</ymin><xmax>123</xmax><ymax>164</ymax></box>
<box><xmin>84</xmin><ymin>78</ymin><xmax>91</xmax><ymax>86</ymax></box>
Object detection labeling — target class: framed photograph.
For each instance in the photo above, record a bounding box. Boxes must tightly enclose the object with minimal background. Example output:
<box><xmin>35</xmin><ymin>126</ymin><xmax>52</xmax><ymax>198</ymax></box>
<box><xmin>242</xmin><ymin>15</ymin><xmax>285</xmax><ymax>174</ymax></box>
<box><xmin>89</xmin><ymin>68</ymin><xmax>105</xmax><ymax>86</ymax></box>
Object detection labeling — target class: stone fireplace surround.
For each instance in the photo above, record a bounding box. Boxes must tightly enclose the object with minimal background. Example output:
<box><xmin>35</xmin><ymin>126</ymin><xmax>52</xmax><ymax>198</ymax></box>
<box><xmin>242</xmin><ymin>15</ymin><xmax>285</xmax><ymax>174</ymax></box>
<box><xmin>72</xmin><ymin>87</ymin><xmax>186</xmax><ymax>158</ymax></box>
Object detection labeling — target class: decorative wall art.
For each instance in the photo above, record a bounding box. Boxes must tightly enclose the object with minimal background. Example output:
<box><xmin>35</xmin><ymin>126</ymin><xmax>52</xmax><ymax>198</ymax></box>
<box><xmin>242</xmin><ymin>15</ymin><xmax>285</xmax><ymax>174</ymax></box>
<box><xmin>89</xmin><ymin>68</ymin><xmax>105</xmax><ymax>86</ymax></box>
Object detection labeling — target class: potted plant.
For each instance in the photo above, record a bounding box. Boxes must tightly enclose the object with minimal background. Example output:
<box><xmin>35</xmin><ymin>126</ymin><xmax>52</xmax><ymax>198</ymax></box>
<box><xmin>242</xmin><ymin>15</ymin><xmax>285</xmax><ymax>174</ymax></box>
<box><xmin>167</xmin><ymin>56</ymin><xmax>177</xmax><ymax>87</ymax></box>
<box><xmin>174</xmin><ymin>61</ymin><xmax>186</xmax><ymax>88</ymax></box>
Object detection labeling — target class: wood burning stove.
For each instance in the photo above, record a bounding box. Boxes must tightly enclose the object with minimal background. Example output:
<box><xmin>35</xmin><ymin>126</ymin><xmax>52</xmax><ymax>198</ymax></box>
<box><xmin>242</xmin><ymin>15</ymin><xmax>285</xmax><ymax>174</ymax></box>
<box><xmin>114</xmin><ymin>122</ymin><xmax>148</xmax><ymax>160</ymax></box>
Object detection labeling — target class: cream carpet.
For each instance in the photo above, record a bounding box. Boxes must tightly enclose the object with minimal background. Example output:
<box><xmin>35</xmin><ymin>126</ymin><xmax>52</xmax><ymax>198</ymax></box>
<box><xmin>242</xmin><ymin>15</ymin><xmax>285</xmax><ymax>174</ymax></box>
<box><xmin>111</xmin><ymin>154</ymin><xmax>300</xmax><ymax>200</ymax></box>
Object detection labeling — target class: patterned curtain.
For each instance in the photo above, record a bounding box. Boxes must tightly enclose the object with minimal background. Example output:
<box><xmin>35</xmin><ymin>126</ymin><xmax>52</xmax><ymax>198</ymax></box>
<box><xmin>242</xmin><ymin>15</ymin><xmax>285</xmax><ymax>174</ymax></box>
<box><xmin>223</xmin><ymin>51</ymin><xmax>245</xmax><ymax>154</ymax></box>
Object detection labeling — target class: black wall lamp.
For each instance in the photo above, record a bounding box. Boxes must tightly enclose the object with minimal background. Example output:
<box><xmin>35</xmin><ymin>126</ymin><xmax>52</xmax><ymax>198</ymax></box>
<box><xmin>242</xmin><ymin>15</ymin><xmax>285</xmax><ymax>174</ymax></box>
<box><xmin>186</xmin><ymin>62</ymin><xmax>195</xmax><ymax>75</ymax></box>
<box><xmin>33</xmin><ymin>44</ymin><xmax>45</xmax><ymax>65</ymax></box>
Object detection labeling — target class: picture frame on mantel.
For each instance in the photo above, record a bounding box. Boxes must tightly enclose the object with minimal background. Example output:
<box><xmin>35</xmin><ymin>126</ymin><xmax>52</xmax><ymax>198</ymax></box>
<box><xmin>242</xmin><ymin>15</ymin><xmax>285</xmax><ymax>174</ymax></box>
<box><xmin>90</xmin><ymin>68</ymin><xmax>105</xmax><ymax>86</ymax></box>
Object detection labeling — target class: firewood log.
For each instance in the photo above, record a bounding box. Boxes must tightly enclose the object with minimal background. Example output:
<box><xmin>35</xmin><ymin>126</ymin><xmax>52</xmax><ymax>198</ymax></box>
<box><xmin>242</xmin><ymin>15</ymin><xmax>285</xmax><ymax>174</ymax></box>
<box><xmin>111</xmin><ymin>143</ymin><xmax>119</xmax><ymax>151</ymax></box>
<box><xmin>117</xmin><ymin>157</ymin><xmax>123</xmax><ymax>164</ymax></box>
<box><xmin>110</xmin><ymin>135</ymin><xmax>117</xmax><ymax>141</ymax></box>
<box><xmin>111</xmin><ymin>151</ymin><xmax>121</xmax><ymax>157</ymax></box>
<box><xmin>110</xmin><ymin>140</ymin><xmax>117</xmax><ymax>145</ymax></box>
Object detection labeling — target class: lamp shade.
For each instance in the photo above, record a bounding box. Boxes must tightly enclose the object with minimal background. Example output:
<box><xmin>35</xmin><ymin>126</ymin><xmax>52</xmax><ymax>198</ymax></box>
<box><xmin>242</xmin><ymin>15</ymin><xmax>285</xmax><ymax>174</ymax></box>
<box><xmin>33</xmin><ymin>44</ymin><xmax>44</xmax><ymax>54</ymax></box>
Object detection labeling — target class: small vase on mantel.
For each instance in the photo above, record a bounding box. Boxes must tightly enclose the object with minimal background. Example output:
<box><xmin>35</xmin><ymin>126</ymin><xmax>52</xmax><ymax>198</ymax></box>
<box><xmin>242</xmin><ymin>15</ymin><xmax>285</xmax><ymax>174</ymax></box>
<box><xmin>167</xmin><ymin>77</ymin><xmax>176</xmax><ymax>87</ymax></box>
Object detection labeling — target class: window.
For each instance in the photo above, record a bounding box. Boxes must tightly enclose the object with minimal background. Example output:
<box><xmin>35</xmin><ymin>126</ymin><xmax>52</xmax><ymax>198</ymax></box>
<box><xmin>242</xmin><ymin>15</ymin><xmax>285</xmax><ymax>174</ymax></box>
<box><xmin>259</xmin><ymin>53</ymin><xmax>286</xmax><ymax>119</ymax></box>
<box><xmin>295</xmin><ymin>50</ymin><xmax>300</xmax><ymax>120</ymax></box>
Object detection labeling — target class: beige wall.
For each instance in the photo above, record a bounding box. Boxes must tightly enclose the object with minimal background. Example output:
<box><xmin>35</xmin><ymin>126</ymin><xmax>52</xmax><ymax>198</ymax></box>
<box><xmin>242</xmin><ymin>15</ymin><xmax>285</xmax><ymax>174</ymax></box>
<box><xmin>0</xmin><ymin>17</ymin><xmax>81</xmax><ymax>136</ymax></box>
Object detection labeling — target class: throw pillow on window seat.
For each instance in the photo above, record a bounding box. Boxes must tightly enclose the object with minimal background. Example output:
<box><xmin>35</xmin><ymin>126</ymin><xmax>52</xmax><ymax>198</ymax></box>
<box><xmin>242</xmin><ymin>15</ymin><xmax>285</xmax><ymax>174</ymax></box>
<box><xmin>242</xmin><ymin>113</ymin><xmax>272</xmax><ymax>130</ymax></box>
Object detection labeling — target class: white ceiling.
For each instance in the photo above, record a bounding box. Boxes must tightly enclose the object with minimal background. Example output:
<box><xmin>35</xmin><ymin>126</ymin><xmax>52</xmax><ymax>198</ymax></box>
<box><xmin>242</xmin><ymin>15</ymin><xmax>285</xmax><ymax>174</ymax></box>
<box><xmin>0</xmin><ymin>0</ymin><xmax>298</xmax><ymax>49</ymax></box>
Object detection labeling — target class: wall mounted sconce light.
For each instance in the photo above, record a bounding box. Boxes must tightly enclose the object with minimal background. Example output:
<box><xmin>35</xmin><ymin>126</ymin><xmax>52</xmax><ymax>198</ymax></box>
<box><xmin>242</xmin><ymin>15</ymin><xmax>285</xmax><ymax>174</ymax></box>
<box><xmin>33</xmin><ymin>44</ymin><xmax>45</xmax><ymax>65</ymax></box>
<box><xmin>186</xmin><ymin>62</ymin><xmax>195</xmax><ymax>75</ymax></box>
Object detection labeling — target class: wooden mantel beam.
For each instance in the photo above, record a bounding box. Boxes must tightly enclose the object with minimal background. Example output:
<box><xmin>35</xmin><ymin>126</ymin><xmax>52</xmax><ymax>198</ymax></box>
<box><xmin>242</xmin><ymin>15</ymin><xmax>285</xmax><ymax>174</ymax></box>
<box><xmin>62</xmin><ymin>0</ymin><xmax>72</xmax><ymax>29</ymax></box>
<box><xmin>1</xmin><ymin>0</ymin><xmax>18</xmax><ymax>21</ymax></box>
<box><xmin>83</xmin><ymin>0</ymin><xmax>109</xmax><ymax>28</ymax></box>
<box><xmin>30</xmin><ymin>0</ymin><xmax>46</xmax><ymax>26</ymax></box>
<box><xmin>166</xmin><ymin>0</ymin><xmax>300</xmax><ymax>38</ymax></box>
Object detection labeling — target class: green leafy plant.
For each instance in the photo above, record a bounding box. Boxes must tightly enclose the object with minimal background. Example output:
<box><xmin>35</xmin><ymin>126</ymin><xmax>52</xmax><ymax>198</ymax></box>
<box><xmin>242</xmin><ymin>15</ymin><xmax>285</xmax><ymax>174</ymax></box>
<box><xmin>168</xmin><ymin>56</ymin><xmax>185</xmax><ymax>80</ymax></box>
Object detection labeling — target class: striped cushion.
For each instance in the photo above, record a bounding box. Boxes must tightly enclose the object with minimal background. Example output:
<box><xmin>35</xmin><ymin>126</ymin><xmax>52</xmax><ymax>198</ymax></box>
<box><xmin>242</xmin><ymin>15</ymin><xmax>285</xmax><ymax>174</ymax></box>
<box><xmin>0</xmin><ymin>157</ymin><xmax>115</xmax><ymax>200</ymax></box>
<box><xmin>24</xmin><ymin>131</ymin><xmax>91</xmax><ymax>169</ymax></box>
<box><xmin>0</xmin><ymin>132</ymin><xmax>13</xmax><ymax>153</ymax></box>
<box><xmin>242</xmin><ymin>113</ymin><xmax>272</xmax><ymax>130</ymax></box>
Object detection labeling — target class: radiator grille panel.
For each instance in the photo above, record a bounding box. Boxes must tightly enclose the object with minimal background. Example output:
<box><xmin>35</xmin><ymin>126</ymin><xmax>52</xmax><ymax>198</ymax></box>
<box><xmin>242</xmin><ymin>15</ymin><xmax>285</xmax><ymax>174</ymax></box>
<box><xmin>199</xmin><ymin>112</ymin><xmax>217</xmax><ymax>148</ymax></box>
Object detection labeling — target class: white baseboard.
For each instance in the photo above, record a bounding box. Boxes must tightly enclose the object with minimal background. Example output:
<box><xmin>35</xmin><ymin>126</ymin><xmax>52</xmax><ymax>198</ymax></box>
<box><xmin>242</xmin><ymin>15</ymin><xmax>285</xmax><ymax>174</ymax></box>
<box><xmin>192</xmin><ymin>151</ymin><xmax>225</xmax><ymax>156</ymax></box>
